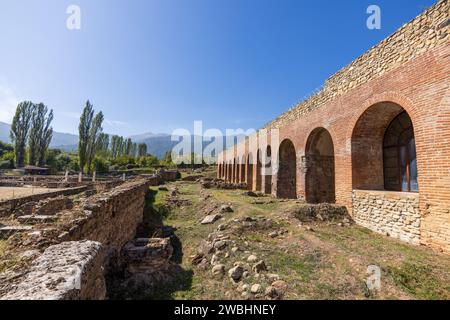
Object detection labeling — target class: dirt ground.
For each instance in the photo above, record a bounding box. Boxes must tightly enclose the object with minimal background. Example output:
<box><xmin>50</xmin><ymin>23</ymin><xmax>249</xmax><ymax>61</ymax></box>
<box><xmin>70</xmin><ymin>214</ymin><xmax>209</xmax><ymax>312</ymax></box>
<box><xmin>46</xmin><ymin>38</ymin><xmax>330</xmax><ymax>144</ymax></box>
<box><xmin>0</xmin><ymin>187</ymin><xmax>63</xmax><ymax>201</ymax></box>
<box><xmin>146</xmin><ymin>179</ymin><xmax>450</xmax><ymax>300</ymax></box>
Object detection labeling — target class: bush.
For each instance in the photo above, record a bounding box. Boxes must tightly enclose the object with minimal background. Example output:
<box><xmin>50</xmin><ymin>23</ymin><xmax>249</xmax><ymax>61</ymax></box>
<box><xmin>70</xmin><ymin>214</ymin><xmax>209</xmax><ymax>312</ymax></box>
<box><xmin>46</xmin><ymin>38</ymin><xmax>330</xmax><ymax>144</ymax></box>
<box><xmin>55</xmin><ymin>154</ymin><xmax>72</xmax><ymax>170</ymax></box>
<box><xmin>93</xmin><ymin>157</ymin><xmax>110</xmax><ymax>173</ymax></box>
<box><xmin>0</xmin><ymin>141</ymin><xmax>13</xmax><ymax>158</ymax></box>
<box><xmin>68</xmin><ymin>158</ymin><xmax>80</xmax><ymax>172</ymax></box>
<box><xmin>137</xmin><ymin>155</ymin><xmax>159</xmax><ymax>167</ymax></box>
<box><xmin>112</xmin><ymin>156</ymin><xmax>135</xmax><ymax>167</ymax></box>
<box><xmin>0</xmin><ymin>160</ymin><xmax>13</xmax><ymax>169</ymax></box>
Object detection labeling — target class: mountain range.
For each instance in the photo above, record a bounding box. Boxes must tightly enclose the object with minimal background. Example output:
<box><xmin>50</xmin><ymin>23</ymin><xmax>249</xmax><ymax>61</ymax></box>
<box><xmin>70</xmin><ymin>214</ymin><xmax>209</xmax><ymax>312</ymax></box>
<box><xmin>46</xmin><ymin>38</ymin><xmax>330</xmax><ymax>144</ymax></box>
<box><xmin>0</xmin><ymin>121</ymin><xmax>233</xmax><ymax>159</ymax></box>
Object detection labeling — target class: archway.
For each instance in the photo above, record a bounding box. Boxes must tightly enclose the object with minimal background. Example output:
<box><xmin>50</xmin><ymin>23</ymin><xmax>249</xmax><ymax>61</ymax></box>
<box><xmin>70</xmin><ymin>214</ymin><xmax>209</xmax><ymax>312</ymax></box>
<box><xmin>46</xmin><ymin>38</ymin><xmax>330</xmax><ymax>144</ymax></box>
<box><xmin>352</xmin><ymin>102</ymin><xmax>418</xmax><ymax>192</ymax></box>
<box><xmin>276</xmin><ymin>139</ymin><xmax>297</xmax><ymax>199</ymax></box>
<box><xmin>246</xmin><ymin>153</ymin><xmax>254</xmax><ymax>191</ymax></box>
<box><xmin>305</xmin><ymin>128</ymin><xmax>335</xmax><ymax>204</ymax></box>
<box><xmin>255</xmin><ymin>149</ymin><xmax>263</xmax><ymax>191</ymax></box>
<box><xmin>264</xmin><ymin>146</ymin><xmax>272</xmax><ymax>194</ymax></box>
<box><xmin>233</xmin><ymin>158</ymin><xmax>237</xmax><ymax>183</ymax></box>
<box><xmin>240</xmin><ymin>155</ymin><xmax>246</xmax><ymax>184</ymax></box>
<box><xmin>227</xmin><ymin>161</ymin><xmax>232</xmax><ymax>182</ymax></box>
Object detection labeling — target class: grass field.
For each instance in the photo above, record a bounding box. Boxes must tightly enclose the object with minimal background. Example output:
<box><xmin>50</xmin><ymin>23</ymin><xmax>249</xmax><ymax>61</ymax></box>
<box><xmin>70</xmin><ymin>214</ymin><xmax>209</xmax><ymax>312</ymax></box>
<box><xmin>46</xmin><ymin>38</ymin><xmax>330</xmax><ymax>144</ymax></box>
<box><xmin>146</xmin><ymin>180</ymin><xmax>450</xmax><ymax>300</ymax></box>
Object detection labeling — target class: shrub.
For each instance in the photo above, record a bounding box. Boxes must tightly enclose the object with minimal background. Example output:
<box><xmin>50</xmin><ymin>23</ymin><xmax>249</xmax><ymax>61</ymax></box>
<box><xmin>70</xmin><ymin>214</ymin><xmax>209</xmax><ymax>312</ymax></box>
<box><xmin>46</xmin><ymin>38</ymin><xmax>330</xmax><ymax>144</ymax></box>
<box><xmin>92</xmin><ymin>157</ymin><xmax>110</xmax><ymax>173</ymax></box>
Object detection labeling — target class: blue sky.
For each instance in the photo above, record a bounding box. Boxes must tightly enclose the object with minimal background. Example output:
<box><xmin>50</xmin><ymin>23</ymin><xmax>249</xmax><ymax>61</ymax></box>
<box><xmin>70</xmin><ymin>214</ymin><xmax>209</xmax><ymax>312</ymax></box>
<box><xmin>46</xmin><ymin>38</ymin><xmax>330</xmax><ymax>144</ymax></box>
<box><xmin>0</xmin><ymin>0</ymin><xmax>436</xmax><ymax>136</ymax></box>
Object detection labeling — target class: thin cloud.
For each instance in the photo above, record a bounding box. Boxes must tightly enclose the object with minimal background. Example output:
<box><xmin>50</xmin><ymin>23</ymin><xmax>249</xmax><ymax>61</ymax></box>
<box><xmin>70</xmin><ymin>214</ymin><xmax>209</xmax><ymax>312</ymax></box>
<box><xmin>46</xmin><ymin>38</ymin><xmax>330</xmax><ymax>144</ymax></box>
<box><xmin>61</xmin><ymin>111</ymin><xmax>81</xmax><ymax>119</ymax></box>
<box><xmin>0</xmin><ymin>84</ymin><xmax>19</xmax><ymax>123</ymax></box>
<box><xmin>105</xmin><ymin>119</ymin><xmax>128</xmax><ymax>127</ymax></box>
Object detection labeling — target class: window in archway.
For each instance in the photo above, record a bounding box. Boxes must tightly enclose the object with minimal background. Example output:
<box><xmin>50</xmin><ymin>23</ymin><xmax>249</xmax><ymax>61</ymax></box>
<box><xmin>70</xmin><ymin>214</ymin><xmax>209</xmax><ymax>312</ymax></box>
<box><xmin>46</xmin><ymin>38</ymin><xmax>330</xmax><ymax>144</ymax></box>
<box><xmin>383</xmin><ymin>112</ymin><xmax>418</xmax><ymax>192</ymax></box>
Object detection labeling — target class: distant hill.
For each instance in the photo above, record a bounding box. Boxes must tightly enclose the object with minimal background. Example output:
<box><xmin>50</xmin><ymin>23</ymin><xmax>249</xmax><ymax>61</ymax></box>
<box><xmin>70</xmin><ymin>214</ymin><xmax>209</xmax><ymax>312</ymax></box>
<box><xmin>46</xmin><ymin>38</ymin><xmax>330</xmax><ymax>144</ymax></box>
<box><xmin>0</xmin><ymin>121</ymin><xmax>78</xmax><ymax>151</ymax></box>
<box><xmin>0</xmin><ymin>122</ymin><xmax>236</xmax><ymax>159</ymax></box>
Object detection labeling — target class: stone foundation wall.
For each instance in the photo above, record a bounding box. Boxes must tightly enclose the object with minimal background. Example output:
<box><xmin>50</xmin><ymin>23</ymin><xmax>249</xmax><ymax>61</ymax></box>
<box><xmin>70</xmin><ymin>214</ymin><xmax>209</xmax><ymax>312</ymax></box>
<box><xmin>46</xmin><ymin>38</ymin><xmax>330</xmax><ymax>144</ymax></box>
<box><xmin>0</xmin><ymin>174</ymin><xmax>183</xmax><ymax>300</ymax></box>
<box><xmin>352</xmin><ymin>190</ymin><xmax>421</xmax><ymax>245</ymax></box>
<box><xmin>63</xmin><ymin>179</ymin><xmax>151</xmax><ymax>254</ymax></box>
<box><xmin>0</xmin><ymin>186</ymin><xmax>87</xmax><ymax>218</ymax></box>
<box><xmin>1</xmin><ymin>241</ymin><xmax>106</xmax><ymax>300</ymax></box>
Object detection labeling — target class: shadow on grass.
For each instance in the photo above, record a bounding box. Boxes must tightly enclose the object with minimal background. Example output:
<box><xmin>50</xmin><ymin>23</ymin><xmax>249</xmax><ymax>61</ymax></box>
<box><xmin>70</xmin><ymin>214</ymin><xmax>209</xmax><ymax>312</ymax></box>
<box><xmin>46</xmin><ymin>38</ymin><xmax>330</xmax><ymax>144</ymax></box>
<box><xmin>145</xmin><ymin>266</ymin><xmax>194</xmax><ymax>300</ymax></box>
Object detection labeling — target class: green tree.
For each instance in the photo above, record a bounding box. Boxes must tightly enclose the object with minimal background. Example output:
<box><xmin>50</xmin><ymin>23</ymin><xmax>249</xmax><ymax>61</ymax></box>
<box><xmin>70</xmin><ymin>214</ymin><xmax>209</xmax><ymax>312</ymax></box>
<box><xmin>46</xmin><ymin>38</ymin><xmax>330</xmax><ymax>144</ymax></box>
<box><xmin>38</xmin><ymin>106</ymin><xmax>54</xmax><ymax>166</ymax></box>
<box><xmin>163</xmin><ymin>150</ymin><xmax>173</xmax><ymax>166</ymax></box>
<box><xmin>118</xmin><ymin>136</ymin><xmax>125</xmax><ymax>157</ymax></box>
<box><xmin>92</xmin><ymin>156</ymin><xmax>110</xmax><ymax>173</ymax></box>
<box><xmin>0</xmin><ymin>143</ymin><xmax>14</xmax><ymax>169</ymax></box>
<box><xmin>110</xmin><ymin>135</ymin><xmax>120</xmax><ymax>158</ymax></box>
<box><xmin>78</xmin><ymin>100</ymin><xmax>94</xmax><ymax>173</ymax></box>
<box><xmin>130</xmin><ymin>142</ymin><xmax>137</xmax><ymax>158</ymax></box>
<box><xmin>138</xmin><ymin>143</ymin><xmax>147</xmax><ymax>157</ymax></box>
<box><xmin>10</xmin><ymin>101</ymin><xmax>34</xmax><ymax>168</ymax></box>
<box><xmin>86</xmin><ymin>111</ymin><xmax>104</xmax><ymax>173</ymax></box>
<box><xmin>125</xmin><ymin>138</ymin><xmax>133</xmax><ymax>157</ymax></box>
<box><xmin>29</xmin><ymin>103</ymin><xmax>54</xmax><ymax>166</ymax></box>
<box><xmin>0</xmin><ymin>141</ymin><xmax>14</xmax><ymax>158</ymax></box>
<box><xmin>96</xmin><ymin>133</ymin><xmax>110</xmax><ymax>158</ymax></box>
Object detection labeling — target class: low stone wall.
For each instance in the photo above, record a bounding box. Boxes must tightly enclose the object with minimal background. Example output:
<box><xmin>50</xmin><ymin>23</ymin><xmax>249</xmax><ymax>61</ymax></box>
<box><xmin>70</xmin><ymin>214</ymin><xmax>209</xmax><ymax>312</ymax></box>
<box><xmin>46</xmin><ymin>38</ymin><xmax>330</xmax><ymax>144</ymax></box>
<box><xmin>0</xmin><ymin>186</ymin><xmax>87</xmax><ymax>218</ymax></box>
<box><xmin>93</xmin><ymin>180</ymin><xmax>124</xmax><ymax>193</ymax></box>
<box><xmin>352</xmin><ymin>190</ymin><xmax>421</xmax><ymax>245</ymax></box>
<box><xmin>141</xmin><ymin>170</ymin><xmax>180</xmax><ymax>186</ymax></box>
<box><xmin>63</xmin><ymin>179</ymin><xmax>151</xmax><ymax>255</ymax></box>
<box><xmin>158</xmin><ymin>170</ymin><xmax>180</xmax><ymax>182</ymax></box>
<box><xmin>1</xmin><ymin>241</ymin><xmax>106</xmax><ymax>300</ymax></box>
<box><xmin>1</xmin><ymin>173</ymin><xmax>182</xmax><ymax>300</ymax></box>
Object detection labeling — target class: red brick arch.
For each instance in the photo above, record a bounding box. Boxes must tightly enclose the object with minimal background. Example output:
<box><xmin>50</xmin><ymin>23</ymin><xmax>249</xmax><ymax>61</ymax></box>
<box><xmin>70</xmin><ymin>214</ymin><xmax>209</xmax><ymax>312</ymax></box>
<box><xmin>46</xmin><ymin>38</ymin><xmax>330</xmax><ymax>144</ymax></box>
<box><xmin>345</xmin><ymin>92</ymin><xmax>419</xmax><ymax>146</ymax></box>
<box><xmin>276</xmin><ymin>139</ymin><xmax>297</xmax><ymax>199</ymax></box>
<box><xmin>305</xmin><ymin>127</ymin><xmax>336</xmax><ymax>204</ymax></box>
<box><xmin>347</xmin><ymin>93</ymin><xmax>419</xmax><ymax>191</ymax></box>
<box><xmin>264</xmin><ymin>145</ymin><xmax>272</xmax><ymax>194</ymax></box>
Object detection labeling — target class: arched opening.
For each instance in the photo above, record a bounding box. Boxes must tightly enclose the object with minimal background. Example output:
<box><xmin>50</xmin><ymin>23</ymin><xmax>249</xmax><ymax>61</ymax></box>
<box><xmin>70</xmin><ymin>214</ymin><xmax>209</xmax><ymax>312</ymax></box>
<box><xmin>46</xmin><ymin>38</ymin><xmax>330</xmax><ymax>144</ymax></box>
<box><xmin>352</xmin><ymin>102</ymin><xmax>418</xmax><ymax>192</ymax></box>
<box><xmin>227</xmin><ymin>161</ymin><xmax>232</xmax><ymax>182</ymax></box>
<box><xmin>240</xmin><ymin>155</ymin><xmax>246</xmax><ymax>184</ymax></box>
<box><xmin>264</xmin><ymin>146</ymin><xmax>272</xmax><ymax>194</ymax></box>
<box><xmin>246</xmin><ymin>153</ymin><xmax>254</xmax><ymax>191</ymax></box>
<box><xmin>277</xmin><ymin>139</ymin><xmax>297</xmax><ymax>199</ymax></box>
<box><xmin>233</xmin><ymin>158</ymin><xmax>237</xmax><ymax>183</ymax></box>
<box><xmin>383</xmin><ymin>112</ymin><xmax>418</xmax><ymax>192</ymax></box>
<box><xmin>255</xmin><ymin>149</ymin><xmax>263</xmax><ymax>191</ymax></box>
<box><xmin>305</xmin><ymin>128</ymin><xmax>335</xmax><ymax>204</ymax></box>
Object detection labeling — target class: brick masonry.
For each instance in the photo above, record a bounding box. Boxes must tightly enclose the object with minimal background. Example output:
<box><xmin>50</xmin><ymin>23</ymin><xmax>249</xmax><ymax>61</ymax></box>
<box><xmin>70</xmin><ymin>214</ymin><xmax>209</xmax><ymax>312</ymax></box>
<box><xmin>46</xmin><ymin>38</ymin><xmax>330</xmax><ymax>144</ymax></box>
<box><xmin>218</xmin><ymin>0</ymin><xmax>450</xmax><ymax>253</ymax></box>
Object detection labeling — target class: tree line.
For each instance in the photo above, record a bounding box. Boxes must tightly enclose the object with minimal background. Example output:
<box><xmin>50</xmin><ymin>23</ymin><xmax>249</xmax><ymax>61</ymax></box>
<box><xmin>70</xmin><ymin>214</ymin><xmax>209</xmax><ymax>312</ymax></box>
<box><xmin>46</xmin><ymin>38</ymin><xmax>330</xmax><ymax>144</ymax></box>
<box><xmin>9</xmin><ymin>101</ymin><xmax>54</xmax><ymax>168</ymax></box>
<box><xmin>4</xmin><ymin>99</ymin><xmax>180</xmax><ymax>174</ymax></box>
<box><xmin>77</xmin><ymin>100</ymin><xmax>149</xmax><ymax>173</ymax></box>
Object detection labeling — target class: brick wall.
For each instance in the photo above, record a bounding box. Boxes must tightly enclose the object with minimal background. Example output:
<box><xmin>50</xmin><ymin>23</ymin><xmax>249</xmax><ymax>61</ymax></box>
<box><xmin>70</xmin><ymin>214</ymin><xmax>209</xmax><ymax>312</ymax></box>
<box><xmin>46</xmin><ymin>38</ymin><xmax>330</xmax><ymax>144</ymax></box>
<box><xmin>219</xmin><ymin>0</ymin><xmax>450</xmax><ymax>253</ymax></box>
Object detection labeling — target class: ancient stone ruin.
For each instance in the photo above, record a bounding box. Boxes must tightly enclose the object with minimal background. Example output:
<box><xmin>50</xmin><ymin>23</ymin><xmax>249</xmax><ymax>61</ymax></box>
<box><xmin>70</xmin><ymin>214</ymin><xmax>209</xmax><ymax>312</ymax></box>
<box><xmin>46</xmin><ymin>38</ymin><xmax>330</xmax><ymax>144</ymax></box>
<box><xmin>0</xmin><ymin>170</ymin><xmax>180</xmax><ymax>300</ymax></box>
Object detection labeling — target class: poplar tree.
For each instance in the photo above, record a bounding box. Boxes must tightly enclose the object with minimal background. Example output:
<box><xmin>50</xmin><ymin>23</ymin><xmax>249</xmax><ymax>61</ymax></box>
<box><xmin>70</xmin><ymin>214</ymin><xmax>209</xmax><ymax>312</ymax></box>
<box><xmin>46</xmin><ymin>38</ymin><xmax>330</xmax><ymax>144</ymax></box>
<box><xmin>138</xmin><ymin>143</ymin><xmax>147</xmax><ymax>157</ymax></box>
<box><xmin>78</xmin><ymin>101</ymin><xmax>94</xmax><ymax>173</ymax></box>
<box><xmin>10</xmin><ymin>101</ymin><xmax>34</xmax><ymax>168</ymax></box>
<box><xmin>29</xmin><ymin>103</ymin><xmax>53</xmax><ymax>166</ymax></box>
<box><xmin>86</xmin><ymin>111</ymin><xmax>104</xmax><ymax>173</ymax></box>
